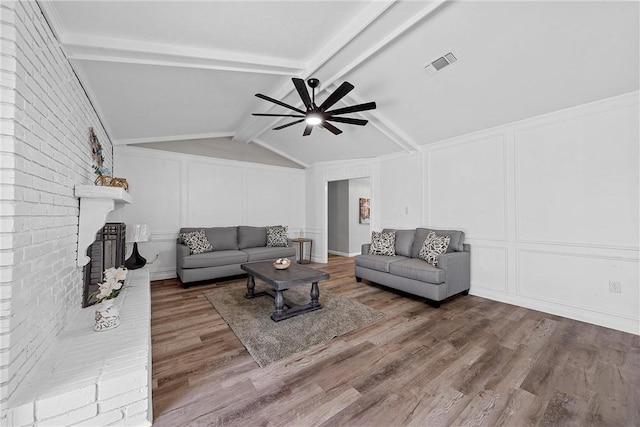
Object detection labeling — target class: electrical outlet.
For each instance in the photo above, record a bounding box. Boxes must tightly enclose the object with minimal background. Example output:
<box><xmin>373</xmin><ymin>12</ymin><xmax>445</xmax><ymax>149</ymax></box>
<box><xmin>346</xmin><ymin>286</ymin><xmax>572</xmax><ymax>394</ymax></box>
<box><xmin>609</xmin><ymin>280</ymin><xmax>622</xmax><ymax>293</ymax></box>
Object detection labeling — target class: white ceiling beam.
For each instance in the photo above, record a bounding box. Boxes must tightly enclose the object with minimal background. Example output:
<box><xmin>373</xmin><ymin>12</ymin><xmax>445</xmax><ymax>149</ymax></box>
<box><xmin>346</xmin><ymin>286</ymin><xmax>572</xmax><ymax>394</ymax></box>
<box><xmin>60</xmin><ymin>34</ymin><xmax>305</xmax><ymax>76</ymax></box>
<box><xmin>40</xmin><ymin>1</ymin><xmax>304</xmax><ymax>76</ymax></box>
<box><xmin>232</xmin><ymin>0</ymin><xmax>398</xmax><ymax>143</ymax></box>
<box><xmin>234</xmin><ymin>0</ymin><xmax>448</xmax><ymax>145</ymax></box>
<box><xmin>112</xmin><ymin>132</ymin><xmax>236</xmax><ymax>146</ymax></box>
<box><xmin>335</xmin><ymin>87</ymin><xmax>421</xmax><ymax>153</ymax></box>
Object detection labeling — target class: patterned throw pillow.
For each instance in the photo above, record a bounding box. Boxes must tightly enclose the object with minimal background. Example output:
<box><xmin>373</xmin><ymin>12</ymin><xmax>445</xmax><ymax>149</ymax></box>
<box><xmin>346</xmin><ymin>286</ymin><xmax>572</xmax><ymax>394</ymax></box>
<box><xmin>419</xmin><ymin>231</ymin><xmax>450</xmax><ymax>266</ymax></box>
<box><xmin>180</xmin><ymin>229</ymin><xmax>213</xmax><ymax>255</ymax></box>
<box><xmin>266</xmin><ymin>225</ymin><xmax>288</xmax><ymax>247</ymax></box>
<box><xmin>369</xmin><ymin>230</ymin><xmax>396</xmax><ymax>256</ymax></box>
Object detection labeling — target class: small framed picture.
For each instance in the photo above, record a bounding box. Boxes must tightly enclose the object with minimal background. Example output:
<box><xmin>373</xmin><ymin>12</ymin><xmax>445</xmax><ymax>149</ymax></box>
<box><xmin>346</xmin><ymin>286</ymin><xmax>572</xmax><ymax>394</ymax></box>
<box><xmin>359</xmin><ymin>198</ymin><xmax>370</xmax><ymax>224</ymax></box>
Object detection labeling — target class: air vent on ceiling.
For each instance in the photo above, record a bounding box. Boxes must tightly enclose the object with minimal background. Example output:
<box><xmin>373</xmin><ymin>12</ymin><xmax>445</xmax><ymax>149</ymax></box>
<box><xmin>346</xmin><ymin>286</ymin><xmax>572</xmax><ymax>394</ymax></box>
<box><xmin>424</xmin><ymin>51</ymin><xmax>458</xmax><ymax>76</ymax></box>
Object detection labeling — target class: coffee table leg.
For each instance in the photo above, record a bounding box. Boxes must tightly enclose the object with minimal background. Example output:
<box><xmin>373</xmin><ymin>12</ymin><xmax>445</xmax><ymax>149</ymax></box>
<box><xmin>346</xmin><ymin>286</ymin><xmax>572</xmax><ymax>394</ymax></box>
<box><xmin>274</xmin><ymin>290</ymin><xmax>284</xmax><ymax>316</ymax></box>
<box><xmin>245</xmin><ymin>274</ymin><xmax>255</xmax><ymax>298</ymax></box>
<box><xmin>310</xmin><ymin>282</ymin><xmax>320</xmax><ymax>307</ymax></box>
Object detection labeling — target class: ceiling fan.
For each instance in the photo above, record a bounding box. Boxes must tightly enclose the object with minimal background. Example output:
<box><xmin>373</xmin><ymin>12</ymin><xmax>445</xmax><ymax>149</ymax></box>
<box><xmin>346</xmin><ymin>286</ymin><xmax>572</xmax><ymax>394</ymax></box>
<box><xmin>252</xmin><ymin>78</ymin><xmax>377</xmax><ymax>136</ymax></box>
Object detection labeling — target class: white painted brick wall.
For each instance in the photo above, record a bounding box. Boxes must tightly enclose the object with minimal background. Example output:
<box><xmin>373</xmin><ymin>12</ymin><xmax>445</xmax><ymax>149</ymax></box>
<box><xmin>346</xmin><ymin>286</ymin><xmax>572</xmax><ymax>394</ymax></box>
<box><xmin>1</xmin><ymin>1</ymin><xmax>115</xmax><ymax>425</ymax></box>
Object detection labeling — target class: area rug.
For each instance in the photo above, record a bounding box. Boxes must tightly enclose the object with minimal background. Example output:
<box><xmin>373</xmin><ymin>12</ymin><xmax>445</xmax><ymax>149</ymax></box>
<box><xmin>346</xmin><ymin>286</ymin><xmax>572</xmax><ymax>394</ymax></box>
<box><xmin>203</xmin><ymin>283</ymin><xmax>384</xmax><ymax>367</ymax></box>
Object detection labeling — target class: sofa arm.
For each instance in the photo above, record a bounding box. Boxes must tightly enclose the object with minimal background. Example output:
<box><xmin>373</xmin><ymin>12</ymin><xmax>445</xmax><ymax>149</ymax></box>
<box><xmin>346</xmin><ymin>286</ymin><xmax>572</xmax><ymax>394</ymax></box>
<box><xmin>176</xmin><ymin>242</ymin><xmax>190</xmax><ymax>271</ymax></box>
<box><xmin>361</xmin><ymin>243</ymin><xmax>371</xmax><ymax>255</ymax></box>
<box><xmin>438</xmin><ymin>250</ymin><xmax>470</xmax><ymax>296</ymax></box>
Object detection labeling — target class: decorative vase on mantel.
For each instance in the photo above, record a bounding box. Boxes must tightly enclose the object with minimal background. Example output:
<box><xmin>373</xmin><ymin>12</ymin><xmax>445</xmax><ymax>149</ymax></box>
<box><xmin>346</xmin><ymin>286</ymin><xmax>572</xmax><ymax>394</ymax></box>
<box><xmin>94</xmin><ymin>300</ymin><xmax>120</xmax><ymax>331</ymax></box>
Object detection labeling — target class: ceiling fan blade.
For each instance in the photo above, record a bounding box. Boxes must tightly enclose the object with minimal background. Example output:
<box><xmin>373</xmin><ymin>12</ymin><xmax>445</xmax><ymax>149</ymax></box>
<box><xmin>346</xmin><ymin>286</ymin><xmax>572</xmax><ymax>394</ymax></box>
<box><xmin>303</xmin><ymin>124</ymin><xmax>313</xmax><ymax>136</ymax></box>
<box><xmin>325</xmin><ymin>101</ymin><xmax>377</xmax><ymax>116</ymax></box>
<box><xmin>326</xmin><ymin>117</ymin><xmax>368</xmax><ymax>126</ymax></box>
<box><xmin>318</xmin><ymin>81</ymin><xmax>354</xmax><ymax>111</ymax></box>
<box><xmin>292</xmin><ymin>78</ymin><xmax>313</xmax><ymax>110</ymax></box>
<box><xmin>273</xmin><ymin>119</ymin><xmax>305</xmax><ymax>130</ymax></box>
<box><xmin>252</xmin><ymin>113</ymin><xmax>304</xmax><ymax>117</ymax></box>
<box><xmin>255</xmin><ymin>93</ymin><xmax>306</xmax><ymax>114</ymax></box>
<box><xmin>320</xmin><ymin>121</ymin><xmax>343</xmax><ymax>135</ymax></box>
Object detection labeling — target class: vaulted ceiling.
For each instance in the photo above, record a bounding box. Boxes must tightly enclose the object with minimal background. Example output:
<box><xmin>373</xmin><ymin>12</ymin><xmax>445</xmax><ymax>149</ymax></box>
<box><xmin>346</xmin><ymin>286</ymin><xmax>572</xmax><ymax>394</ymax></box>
<box><xmin>41</xmin><ymin>1</ymin><xmax>639</xmax><ymax>168</ymax></box>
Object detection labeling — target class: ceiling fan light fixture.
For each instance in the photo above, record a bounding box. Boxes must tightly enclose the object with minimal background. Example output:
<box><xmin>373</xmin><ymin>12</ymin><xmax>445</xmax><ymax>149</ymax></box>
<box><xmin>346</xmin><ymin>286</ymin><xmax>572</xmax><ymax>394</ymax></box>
<box><xmin>253</xmin><ymin>77</ymin><xmax>376</xmax><ymax>136</ymax></box>
<box><xmin>305</xmin><ymin>114</ymin><xmax>323</xmax><ymax>126</ymax></box>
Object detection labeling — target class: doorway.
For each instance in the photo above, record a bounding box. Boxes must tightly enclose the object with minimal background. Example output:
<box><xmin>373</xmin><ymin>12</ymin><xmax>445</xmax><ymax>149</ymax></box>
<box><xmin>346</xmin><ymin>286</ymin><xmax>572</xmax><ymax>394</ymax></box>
<box><xmin>327</xmin><ymin>177</ymin><xmax>371</xmax><ymax>257</ymax></box>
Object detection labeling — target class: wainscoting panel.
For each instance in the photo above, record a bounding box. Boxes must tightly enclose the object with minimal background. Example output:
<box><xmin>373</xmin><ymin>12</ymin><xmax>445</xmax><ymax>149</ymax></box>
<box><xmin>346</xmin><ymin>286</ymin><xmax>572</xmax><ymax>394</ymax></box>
<box><xmin>186</xmin><ymin>162</ymin><xmax>243</xmax><ymax>226</ymax></box>
<box><xmin>379</xmin><ymin>154</ymin><xmax>423</xmax><ymax>229</ymax></box>
<box><xmin>427</xmin><ymin>135</ymin><xmax>507</xmax><ymax>241</ymax></box>
<box><xmin>245</xmin><ymin>168</ymin><xmax>305</xmax><ymax>227</ymax></box>
<box><xmin>469</xmin><ymin>245</ymin><xmax>508</xmax><ymax>293</ymax></box>
<box><xmin>517</xmin><ymin>249</ymin><xmax>639</xmax><ymax>322</ymax></box>
<box><xmin>114</xmin><ymin>154</ymin><xmax>181</xmax><ymax>233</ymax></box>
<box><xmin>515</xmin><ymin>103</ymin><xmax>639</xmax><ymax>249</ymax></box>
<box><xmin>138</xmin><ymin>239</ymin><xmax>176</xmax><ymax>281</ymax></box>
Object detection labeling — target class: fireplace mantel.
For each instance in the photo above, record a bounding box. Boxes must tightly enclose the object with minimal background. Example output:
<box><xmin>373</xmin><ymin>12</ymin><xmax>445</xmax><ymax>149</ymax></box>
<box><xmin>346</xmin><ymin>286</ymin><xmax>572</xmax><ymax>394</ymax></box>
<box><xmin>75</xmin><ymin>185</ymin><xmax>132</xmax><ymax>267</ymax></box>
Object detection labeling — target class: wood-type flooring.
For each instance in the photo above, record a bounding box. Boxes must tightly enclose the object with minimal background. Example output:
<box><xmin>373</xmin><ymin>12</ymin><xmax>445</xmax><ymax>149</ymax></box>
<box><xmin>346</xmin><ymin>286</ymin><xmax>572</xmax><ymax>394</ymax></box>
<box><xmin>151</xmin><ymin>255</ymin><xmax>639</xmax><ymax>427</ymax></box>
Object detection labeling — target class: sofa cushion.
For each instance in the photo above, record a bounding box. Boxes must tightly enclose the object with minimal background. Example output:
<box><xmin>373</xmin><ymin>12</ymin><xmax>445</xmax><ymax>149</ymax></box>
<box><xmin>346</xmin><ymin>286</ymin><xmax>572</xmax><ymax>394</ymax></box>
<box><xmin>205</xmin><ymin>227</ymin><xmax>238</xmax><ymax>251</ymax></box>
<box><xmin>242</xmin><ymin>246</ymin><xmax>296</xmax><ymax>262</ymax></box>
<box><xmin>412</xmin><ymin>228</ymin><xmax>465</xmax><ymax>257</ymax></box>
<box><xmin>182</xmin><ymin>250</ymin><xmax>247</xmax><ymax>269</ymax></box>
<box><xmin>389</xmin><ymin>258</ymin><xmax>445</xmax><ymax>284</ymax></box>
<box><xmin>419</xmin><ymin>231</ymin><xmax>450</xmax><ymax>266</ymax></box>
<box><xmin>369</xmin><ymin>230</ymin><xmax>396</xmax><ymax>256</ymax></box>
<box><xmin>355</xmin><ymin>254</ymin><xmax>408</xmax><ymax>273</ymax></box>
<box><xmin>238</xmin><ymin>226</ymin><xmax>267</xmax><ymax>249</ymax></box>
<box><xmin>266</xmin><ymin>225</ymin><xmax>288</xmax><ymax>247</ymax></box>
<box><xmin>383</xmin><ymin>229</ymin><xmax>415</xmax><ymax>257</ymax></box>
<box><xmin>180</xmin><ymin>230</ymin><xmax>213</xmax><ymax>255</ymax></box>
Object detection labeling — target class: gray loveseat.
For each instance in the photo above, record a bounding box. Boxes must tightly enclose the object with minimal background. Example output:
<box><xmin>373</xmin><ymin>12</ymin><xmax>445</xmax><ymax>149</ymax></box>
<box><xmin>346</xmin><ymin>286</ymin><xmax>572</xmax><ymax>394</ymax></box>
<box><xmin>177</xmin><ymin>226</ymin><xmax>296</xmax><ymax>287</ymax></box>
<box><xmin>354</xmin><ymin>228</ymin><xmax>470</xmax><ymax>307</ymax></box>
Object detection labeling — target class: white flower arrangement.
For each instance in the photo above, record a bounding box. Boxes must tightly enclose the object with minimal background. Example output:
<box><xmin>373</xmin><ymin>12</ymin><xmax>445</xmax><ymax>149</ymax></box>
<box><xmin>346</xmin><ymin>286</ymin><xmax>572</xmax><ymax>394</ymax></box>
<box><xmin>92</xmin><ymin>266</ymin><xmax>127</xmax><ymax>302</ymax></box>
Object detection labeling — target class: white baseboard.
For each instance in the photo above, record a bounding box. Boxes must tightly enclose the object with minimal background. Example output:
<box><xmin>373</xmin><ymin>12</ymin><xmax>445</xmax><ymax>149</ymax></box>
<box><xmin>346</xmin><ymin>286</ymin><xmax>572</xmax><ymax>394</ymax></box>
<box><xmin>471</xmin><ymin>287</ymin><xmax>639</xmax><ymax>336</ymax></box>
<box><xmin>149</xmin><ymin>268</ymin><xmax>177</xmax><ymax>281</ymax></box>
<box><xmin>328</xmin><ymin>250</ymin><xmax>359</xmax><ymax>257</ymax></box>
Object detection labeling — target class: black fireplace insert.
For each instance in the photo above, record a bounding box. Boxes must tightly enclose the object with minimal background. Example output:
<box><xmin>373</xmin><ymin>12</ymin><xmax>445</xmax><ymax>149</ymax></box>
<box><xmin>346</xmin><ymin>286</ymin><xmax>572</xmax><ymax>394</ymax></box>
<box><xmin>82</xmin><ymin>223</ymin><xmax>126</xmax><ymax>307</ymax></box>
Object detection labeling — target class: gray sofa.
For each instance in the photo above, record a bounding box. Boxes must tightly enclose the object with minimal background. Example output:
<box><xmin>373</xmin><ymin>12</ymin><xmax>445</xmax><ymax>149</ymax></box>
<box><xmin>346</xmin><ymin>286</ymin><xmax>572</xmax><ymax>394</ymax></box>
<box><xmin>354</xmin><ymin>228</ymin><xmax>470</xmax><ymax>307</ymax></box>
<box><xmin>176</xmin><ymin>226</ymin><xmax>296</xmax><ymax>287</ymax></box>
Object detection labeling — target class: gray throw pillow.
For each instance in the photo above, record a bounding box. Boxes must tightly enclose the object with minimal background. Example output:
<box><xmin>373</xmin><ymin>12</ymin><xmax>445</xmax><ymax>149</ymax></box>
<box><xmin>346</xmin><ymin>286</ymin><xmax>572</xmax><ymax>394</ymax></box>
<box><xmin>266</xmin><ymin>225</ymin><xmax>288</xmax><ymax>247</ymax></box>
<box><xmin>419</xmin><ymin>231</ymin><xmax>450</xmax><ymax>266</ymax></box>
<box><xmin>369</xmin><ymin>230</ymin><xmax>396</xmax><ymax>256</ymax></box>
<box><xmin>411</xmin><ymin>228</ymin><xmax>465</xmax><ymax>257</ymax></box>
<box><xmin>180</xmin><ymin>229</ymin><xmax>213</xmax><ymax>255</ymax></box>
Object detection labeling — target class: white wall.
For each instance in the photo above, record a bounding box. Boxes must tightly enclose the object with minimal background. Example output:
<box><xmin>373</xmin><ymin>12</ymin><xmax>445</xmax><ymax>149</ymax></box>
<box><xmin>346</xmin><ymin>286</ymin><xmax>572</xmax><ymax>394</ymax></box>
<box><xmin>112</xmin><ymin>146</ymin><xmax>305</xmax><ymax>280</ymax></box>
<box><xmin>306</xmin><ymin>162</ymin><xmax>376</xmax><ymax>262</ymax></box>
<box><xmin>0</xmin><ymin>2</ymin><xmax>113</xmax><ymax>423</ymax></box>
<box><xmin>306</xmin><ymin>92</ymin><xmax>639</xmax><ymax>334</ymax></box>
<box><xmin>348</xmin><ymin>178</ymin><xmax>371</xmax><ymax>254</ymax></box>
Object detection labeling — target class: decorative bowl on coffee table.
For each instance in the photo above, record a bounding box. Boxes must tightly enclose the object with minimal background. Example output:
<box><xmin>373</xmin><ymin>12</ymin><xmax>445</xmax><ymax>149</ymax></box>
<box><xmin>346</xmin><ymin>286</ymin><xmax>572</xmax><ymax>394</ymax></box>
<box><xmin>273</xmin><ymin>258</ymin><xmax>291</xmax><ymax>270</ymax></box>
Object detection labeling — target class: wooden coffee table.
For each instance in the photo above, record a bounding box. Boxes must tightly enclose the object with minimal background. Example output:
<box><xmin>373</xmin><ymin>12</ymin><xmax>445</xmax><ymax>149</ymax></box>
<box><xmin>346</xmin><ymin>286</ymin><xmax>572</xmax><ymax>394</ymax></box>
<box><xmin>241</xmin><ymin>261</ymin><xmax>330</xmax><ymax>322</ymax></box>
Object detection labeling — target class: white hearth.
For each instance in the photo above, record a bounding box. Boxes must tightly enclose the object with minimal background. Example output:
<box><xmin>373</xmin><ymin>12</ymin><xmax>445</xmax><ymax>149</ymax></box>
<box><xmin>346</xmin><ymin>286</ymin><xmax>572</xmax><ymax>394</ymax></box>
<box><xmin>7</xmin><ymin>270</ymin><xmax>152</xmax><ymax>426</ymax></box>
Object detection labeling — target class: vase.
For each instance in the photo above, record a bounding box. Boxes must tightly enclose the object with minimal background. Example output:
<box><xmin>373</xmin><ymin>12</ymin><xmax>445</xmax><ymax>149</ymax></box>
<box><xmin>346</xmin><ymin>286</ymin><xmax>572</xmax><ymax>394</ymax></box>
<box><xmin>94</xmin><ymin>299</ymin><xmax>120</xmax><ymax>331</ymax></box>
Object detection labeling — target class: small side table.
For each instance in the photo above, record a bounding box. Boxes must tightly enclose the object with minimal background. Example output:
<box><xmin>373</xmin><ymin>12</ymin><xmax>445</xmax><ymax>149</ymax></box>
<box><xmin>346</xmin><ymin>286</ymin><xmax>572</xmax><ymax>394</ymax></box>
<box><xmin>291</xmin><ymin>237</ymin><xmax>313</xmax><ymax>264</ymax></box>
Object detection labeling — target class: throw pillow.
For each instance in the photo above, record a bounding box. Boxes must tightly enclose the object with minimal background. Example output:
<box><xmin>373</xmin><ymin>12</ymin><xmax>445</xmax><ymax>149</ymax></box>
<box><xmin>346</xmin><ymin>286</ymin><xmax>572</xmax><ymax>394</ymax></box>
<box><xmin>419</xmin><ymin>231</ymin><xmax>450</xmax><ymax>266</ymax></box>
<box><xmin>180</xmin><ymin>229</ymin><xmax>213</xmax><ymax>255</ymax></box>
<box><xmin>369</xmin><ymin>230</ymin><xmax>396</xmax><ymax>256</ymax></box>
<box><xmin>266</xmin><ymin>225</ymin><xmax>288</xmax><ymax>247</ymax></box>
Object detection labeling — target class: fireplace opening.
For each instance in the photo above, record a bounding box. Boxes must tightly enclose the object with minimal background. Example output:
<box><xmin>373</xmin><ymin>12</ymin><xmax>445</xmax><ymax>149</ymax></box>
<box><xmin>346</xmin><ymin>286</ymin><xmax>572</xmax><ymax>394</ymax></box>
<box><xmin>83</xmin><ymin>222</ymin><xmax>126</xmax><ymax>307</ymax></box>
